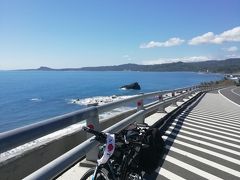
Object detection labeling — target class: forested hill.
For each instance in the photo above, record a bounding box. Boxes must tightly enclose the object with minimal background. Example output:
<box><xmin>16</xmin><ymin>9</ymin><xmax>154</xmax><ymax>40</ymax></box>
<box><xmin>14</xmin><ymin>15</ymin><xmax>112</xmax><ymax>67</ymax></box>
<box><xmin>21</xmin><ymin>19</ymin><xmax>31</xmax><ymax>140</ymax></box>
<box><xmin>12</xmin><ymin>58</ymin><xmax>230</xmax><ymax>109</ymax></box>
<box><xmin>34</xmin><ymin>58</ymin><xmax>240</xmax><ymax>73</ymax></box>
<box><xmin>79</xmin><ymin>58</ymin><xmax>240</xmax><ymax>73</ymax></box>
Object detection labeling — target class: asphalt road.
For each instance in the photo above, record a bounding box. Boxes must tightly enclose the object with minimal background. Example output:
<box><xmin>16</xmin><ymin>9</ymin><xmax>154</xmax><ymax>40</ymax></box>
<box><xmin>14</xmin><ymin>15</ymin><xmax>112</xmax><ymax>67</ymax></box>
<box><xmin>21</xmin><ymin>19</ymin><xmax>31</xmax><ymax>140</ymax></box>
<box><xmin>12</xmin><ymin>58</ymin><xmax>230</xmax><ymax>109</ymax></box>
<box><xmin>219</xmin><ymin>86</ymin><xmax>240</xmax><ymax>106</ymax></box>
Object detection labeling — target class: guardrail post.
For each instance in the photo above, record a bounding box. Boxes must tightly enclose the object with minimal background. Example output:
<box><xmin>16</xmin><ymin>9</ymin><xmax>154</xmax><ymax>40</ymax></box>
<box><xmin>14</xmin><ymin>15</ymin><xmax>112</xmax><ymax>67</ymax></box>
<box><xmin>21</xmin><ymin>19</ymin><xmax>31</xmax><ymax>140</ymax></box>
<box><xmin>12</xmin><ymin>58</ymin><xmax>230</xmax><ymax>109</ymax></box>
<box><xmin>158</xmin><ymin>94</ymin><xmax>163</xmax><ymax>101</ymax></box>
<box><xmin>184</xmin><ymin>91</ymin><xmax>193</xmax><ymax>101</ymax></box>
<box><xmin>137</xmin><ymin>99</ymin><xmax>145</xmax><ymax>123</ymax></box>
<box><xmin>171</xmin><ymin>91</ymin><xmax>179</xmax><ymax>106</ymax></box>
<box><xmin>85</xmin><ymin>107</ymin><xmax>100</xmax><ymax>163</ymax></box>
<box><xmin>137</xmin><ymin>99</ymin><xmax>144</xmax><ymax>111</ymax></box>
<box><xmin>157</xmin><ymin>94</ymin><xmax>167</xmax><ymax>112</ymax></box>
<box><xmin>190</xmin><ymin>88</ymin><xmax>198</xmax><ymax>97</ymax></box>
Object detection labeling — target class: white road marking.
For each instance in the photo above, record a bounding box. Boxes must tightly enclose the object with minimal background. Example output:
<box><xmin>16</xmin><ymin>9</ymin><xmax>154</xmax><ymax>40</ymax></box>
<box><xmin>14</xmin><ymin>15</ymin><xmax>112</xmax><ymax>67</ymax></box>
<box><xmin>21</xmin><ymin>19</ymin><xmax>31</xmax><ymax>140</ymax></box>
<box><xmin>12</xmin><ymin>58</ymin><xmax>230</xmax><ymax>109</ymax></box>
<box><xmin>186</xmin><ymin>114</ymin><xmax>240</xmax><ymax>126</ymax></box>
<box><xmin>188</xmin><ymin>111</ymin><xmax>240</xmax><ymax>121</ymax></box>
<box><xmin>166</xmin><ymin>145</ymin><xmax>240</xmax><ymax>177</ymax></box>
<box><xmin>158</xmin><ymin>168</ymin><xmax>186</xmax><ymax>180</ymax></box>
<box><xmin>177</xmin><ymin>117</ymin><xmax>240</xmax><ymax>136</ymax></box>
<box><xmin>168</xmin><ymin>126</ymin><xmax>240</xmax><ymax>150</ymax></box>
<box><xmin>231</xmin><ymin>87</ymin><xmax>240</xmax><ymax>97</ymax></box>
<box><xmin>165</xmin><ymin>156</ymin><xmax>223</xmax><ymax>180</ymax></box>
<box><xmin>156</xmin><ymin>90</ymin><xmax>240</xmax><ymax>180</ymax></box>
<box><xmin>165</xmin><ymin>130</ymin><xmax>240</xmax><ymax>156</ymax></box>
<box><xmin>170</xmin><ymin>122</ymin><xmax>240</xmax><ymax>144</ymax></box>
<box><xmin>163</xmin><ymin>136</ymin><xmax>240</xmax><ymax>165</ymax></box>
<box><xmin>218</xmin><ymin>88</ymin><xmax>240</xmax><ymax>107</ymax></box>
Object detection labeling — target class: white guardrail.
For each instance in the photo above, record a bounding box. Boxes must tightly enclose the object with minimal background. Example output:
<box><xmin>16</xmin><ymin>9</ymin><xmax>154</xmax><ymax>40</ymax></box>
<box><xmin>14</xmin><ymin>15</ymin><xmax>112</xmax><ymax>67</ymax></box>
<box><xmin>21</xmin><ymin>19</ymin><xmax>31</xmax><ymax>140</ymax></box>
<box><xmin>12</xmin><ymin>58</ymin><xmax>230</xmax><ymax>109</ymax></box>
<box><xmin>0</xmin><ymin>85</ymin><xmax>217</xmax><ymax>179</ymax></box>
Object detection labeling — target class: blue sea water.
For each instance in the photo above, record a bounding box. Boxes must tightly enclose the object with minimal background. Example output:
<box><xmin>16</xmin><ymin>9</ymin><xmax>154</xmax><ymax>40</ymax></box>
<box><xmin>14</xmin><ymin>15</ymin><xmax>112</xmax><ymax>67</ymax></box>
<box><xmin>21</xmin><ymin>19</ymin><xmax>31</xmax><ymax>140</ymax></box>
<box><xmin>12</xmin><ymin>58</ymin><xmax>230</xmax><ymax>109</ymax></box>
<box><xmin>0</xmin><ymin>71</ymin><xmax>222</xmax><ymax>133</ymax></box>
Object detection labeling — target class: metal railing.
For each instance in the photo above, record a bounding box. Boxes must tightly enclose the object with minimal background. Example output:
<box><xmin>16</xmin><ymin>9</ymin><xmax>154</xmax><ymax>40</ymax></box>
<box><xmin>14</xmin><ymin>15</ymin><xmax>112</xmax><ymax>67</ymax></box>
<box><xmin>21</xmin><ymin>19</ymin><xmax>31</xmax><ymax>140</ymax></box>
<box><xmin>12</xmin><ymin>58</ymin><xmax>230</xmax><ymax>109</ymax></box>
<box><xmin>0</xmin><ymin>85</ymin><xmax>197</xmax><ymax>154</ymax></box>
<box><xmin>3</xmin><ymin>84</ymin><xmax>229</xmax><ymax>180</ymax></box>
<box><xmin>22</xmin><ymin>87</ymin><xmax>201</xmax><ymax>179</ymax></box>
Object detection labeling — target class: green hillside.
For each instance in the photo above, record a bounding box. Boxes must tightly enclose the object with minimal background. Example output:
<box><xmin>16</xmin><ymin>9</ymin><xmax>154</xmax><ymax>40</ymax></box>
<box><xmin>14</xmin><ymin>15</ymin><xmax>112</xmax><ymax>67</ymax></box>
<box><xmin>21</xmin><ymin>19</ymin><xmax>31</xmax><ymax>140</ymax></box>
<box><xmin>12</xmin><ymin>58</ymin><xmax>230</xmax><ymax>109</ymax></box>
<box><xmin>79</xmin><ymin>58</ymin><xmax>240</xmax><ymax>73</ymax></box>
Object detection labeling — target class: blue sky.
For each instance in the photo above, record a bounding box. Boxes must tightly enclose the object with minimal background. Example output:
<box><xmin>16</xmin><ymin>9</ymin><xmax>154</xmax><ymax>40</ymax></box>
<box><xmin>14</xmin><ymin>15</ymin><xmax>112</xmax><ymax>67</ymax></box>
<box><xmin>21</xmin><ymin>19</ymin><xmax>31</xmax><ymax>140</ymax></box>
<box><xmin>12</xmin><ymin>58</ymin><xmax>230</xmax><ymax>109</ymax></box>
<box><xmin>0</xmin><ymin>0</ymin><xmax>240</xmax><ymax>70</ymax></box>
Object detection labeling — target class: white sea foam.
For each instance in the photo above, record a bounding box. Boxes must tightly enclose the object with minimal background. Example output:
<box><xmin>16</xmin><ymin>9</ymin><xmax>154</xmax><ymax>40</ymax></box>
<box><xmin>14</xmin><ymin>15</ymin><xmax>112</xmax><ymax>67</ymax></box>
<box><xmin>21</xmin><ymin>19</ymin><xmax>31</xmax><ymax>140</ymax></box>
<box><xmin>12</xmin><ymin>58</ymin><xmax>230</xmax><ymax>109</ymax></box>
<box><xmin>69</xmin><ymin>95</ymin><xmax>134</xmax><ymax>106</ymax></box>
<box><xmin>69</xmin><ymin>95</ymin><xmax>135</xmax><ymax>120</ymax></box>
<box><xmin>30</xmin><ymin>98</ymin><xmax>42</xmax><ymax>102</ymax></box>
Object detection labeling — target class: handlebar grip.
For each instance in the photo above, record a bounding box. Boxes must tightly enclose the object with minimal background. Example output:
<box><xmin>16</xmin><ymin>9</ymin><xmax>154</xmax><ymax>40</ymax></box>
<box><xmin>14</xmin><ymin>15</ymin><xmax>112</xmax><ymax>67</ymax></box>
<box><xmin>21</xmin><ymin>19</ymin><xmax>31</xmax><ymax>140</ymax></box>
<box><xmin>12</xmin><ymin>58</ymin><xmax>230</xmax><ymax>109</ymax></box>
<box><xmin>82</xmin><ymin>126</ymin><xmax>107</xmax><ymax>143</ymax></box>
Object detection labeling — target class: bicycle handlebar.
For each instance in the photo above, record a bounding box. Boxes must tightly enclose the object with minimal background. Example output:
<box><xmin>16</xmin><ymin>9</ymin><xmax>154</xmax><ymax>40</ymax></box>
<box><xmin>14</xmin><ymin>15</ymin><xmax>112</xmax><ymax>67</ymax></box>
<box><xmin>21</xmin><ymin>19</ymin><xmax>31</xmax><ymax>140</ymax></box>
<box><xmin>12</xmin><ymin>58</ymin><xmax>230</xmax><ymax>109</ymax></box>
<box><xmin>82</xmin><ymin>126</ymin><xmax>107</xmax><ymax>143</ymax></box>
<box><xmin>82</xmin><ymin>124</ymin><xmax>148</xmax><ymax>145</ymax></box>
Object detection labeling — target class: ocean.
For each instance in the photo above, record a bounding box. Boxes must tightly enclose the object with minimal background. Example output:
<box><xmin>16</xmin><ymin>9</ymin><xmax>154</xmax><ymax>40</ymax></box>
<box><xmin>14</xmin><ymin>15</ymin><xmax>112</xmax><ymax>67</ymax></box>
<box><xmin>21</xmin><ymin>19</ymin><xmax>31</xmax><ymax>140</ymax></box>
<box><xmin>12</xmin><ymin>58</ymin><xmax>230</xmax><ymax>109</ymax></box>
<box><xmin>0</xmin><ymin>71</ymin><xmax>222</xmax><ymax>133</ymax></box>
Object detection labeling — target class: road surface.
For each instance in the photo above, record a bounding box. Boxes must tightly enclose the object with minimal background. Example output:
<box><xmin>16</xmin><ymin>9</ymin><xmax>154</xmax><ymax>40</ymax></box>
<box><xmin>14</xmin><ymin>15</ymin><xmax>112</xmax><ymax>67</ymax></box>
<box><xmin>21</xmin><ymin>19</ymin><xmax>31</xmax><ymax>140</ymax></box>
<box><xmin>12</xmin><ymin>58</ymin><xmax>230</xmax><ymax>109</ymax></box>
<box><xmin>146</xmin><ymin>89</ymin><xmax>240</xmax><ymax>180</ymax></box>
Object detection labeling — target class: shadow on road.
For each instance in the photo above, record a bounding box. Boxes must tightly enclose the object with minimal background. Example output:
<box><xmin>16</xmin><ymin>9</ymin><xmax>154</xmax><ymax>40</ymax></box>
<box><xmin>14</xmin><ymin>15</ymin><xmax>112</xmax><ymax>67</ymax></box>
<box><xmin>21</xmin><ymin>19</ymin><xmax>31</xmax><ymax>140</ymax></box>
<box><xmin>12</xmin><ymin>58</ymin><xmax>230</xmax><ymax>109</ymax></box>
<box><xmin>143</xmin><ymin>94</ymin><xmax>204</xmax><ymax>180</ymax></box>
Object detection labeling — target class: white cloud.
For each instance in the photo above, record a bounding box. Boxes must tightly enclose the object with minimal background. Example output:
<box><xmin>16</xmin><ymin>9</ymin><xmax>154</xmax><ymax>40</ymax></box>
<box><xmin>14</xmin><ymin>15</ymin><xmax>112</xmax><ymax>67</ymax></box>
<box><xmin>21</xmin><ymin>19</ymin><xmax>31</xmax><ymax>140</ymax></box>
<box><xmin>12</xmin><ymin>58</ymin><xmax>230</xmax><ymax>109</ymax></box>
<box><xmin>188</xmin><ymin>32</ymin><xmax>215</xmax><ymax>45</ymax></box>
<box><xmin>189</xmin><ymin>26</ymin><xmax>240</xmax><ymax>45</ymax></box>
<box><xmin>140</xmin><ymin>37</ymin><xmax>185</xmax><ymax>48</ymax></box>
<box><xmin>142</xmin><ymin>56</ymin><xmax>212</xmax><ymax>65</ymax></box>
<box><xmin>224</xmin><ymin>46</ymin><xmax>238</xmax><ymax>52</ymax></box>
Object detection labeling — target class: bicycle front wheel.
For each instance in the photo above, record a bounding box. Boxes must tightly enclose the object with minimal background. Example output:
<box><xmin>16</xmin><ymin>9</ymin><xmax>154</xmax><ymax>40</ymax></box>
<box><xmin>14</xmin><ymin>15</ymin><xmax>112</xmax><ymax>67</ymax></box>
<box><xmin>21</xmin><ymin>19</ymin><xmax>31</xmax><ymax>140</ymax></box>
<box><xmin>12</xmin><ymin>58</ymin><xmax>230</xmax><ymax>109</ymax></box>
<box><xmin>80</xmin><ymin>167</ymin><xmax>110</xmax><ymax>180</ymax></box>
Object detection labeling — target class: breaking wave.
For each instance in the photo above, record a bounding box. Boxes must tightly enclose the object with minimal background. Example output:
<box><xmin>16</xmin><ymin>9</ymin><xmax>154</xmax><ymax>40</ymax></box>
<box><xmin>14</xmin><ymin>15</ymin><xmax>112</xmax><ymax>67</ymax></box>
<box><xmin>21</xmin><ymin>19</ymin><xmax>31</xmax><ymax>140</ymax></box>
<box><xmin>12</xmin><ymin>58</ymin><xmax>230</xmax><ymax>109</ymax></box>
<box><xmin>30</xmin><ymin>98</ymin><xmax>42</xmax><ymax>102</ymax></box>
<box><xmin>69</xmin><ymin>95</ymin><xmax>135</xmax><ymax>106</ymax></box>
<box><xmin>69</xmin><ymin>95</ymin><xmax>135</xmax><ymax>119</ymax></box>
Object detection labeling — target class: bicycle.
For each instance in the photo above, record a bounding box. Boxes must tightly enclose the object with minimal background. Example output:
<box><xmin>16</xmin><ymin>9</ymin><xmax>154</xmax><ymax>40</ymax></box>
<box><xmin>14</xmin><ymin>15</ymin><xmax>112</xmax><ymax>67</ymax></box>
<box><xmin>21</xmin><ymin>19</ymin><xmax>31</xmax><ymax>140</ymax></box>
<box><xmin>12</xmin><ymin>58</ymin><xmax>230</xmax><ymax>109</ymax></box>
<box><xmin>80</xmin><ymin>123</ymin><xmax>150</xmax><ymax>180</ymax></box>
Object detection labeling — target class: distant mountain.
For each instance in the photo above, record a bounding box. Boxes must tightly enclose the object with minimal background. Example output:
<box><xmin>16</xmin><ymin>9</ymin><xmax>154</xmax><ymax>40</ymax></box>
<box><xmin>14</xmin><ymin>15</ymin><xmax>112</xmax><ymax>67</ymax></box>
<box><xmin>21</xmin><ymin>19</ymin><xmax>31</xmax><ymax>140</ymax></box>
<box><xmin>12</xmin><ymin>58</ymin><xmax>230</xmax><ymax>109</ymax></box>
<box><xmin>80</xmin><ymin>63</ymin><xmax>142</xmax><ymax>71</ymax></box>
<box><xmin>79</xmin><ymin>59</ymin><xmax>240</xmax><ymax>73</ymax></box>
<box><xmin>37</xmin><ymin>66</ymin><xmax>55</xmax><ymax>71</ymax></box>
<box><xmin>30</xmin><ymin>58</ymin><xmax>240</xmax><ymax>73</ymax></box>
